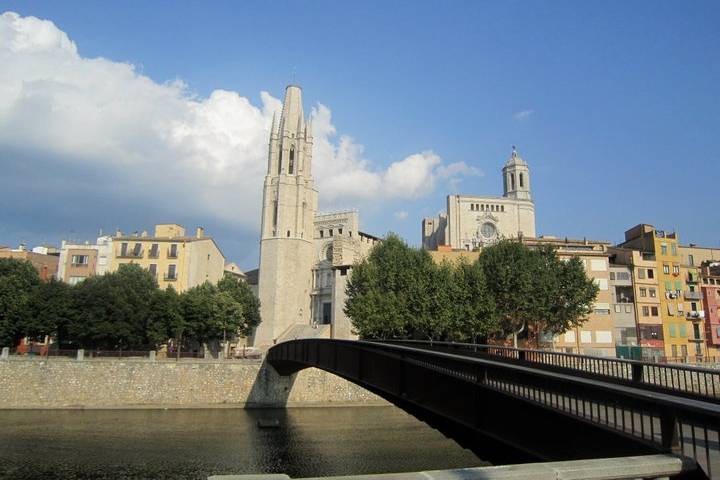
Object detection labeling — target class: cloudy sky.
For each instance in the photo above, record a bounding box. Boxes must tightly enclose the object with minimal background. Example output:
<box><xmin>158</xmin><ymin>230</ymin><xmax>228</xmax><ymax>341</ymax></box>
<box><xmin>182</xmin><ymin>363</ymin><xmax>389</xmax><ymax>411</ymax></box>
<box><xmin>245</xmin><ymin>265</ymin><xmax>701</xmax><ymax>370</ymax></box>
<box><xmin>1</xmin><ymin>1</ymin><xmax>719</xmax><ymax>269</ymax></box>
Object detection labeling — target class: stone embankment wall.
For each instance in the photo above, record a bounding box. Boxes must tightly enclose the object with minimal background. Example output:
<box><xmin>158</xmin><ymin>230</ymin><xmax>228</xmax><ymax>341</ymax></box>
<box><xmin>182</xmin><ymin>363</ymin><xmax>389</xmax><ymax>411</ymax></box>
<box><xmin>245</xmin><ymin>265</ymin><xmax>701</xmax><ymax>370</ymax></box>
<box><xmin>0</xmin><ymin>357</ymin><xmax>385</xmax><ymax>409</ymax></box>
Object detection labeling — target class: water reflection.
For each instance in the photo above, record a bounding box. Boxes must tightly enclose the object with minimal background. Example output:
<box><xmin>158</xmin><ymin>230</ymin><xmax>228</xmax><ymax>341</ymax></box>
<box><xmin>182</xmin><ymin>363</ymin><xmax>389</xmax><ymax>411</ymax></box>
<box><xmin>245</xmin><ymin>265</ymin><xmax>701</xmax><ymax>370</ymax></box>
<box><xmin>0</xmin><ymin>406</ymin><xmax>484</xmax><ymax>479</ymax></box>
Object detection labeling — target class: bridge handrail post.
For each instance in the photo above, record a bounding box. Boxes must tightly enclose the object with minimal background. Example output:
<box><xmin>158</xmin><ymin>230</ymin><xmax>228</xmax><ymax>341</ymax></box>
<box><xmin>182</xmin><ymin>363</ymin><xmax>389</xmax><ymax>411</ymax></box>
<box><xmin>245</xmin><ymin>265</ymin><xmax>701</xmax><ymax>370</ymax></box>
<box><xmin>631</xmin><ymin>363</ymin><xmax>644</xmax><ymax>383</ymax></box>
<box><xmin>659</xmin><ymin>408</ymin><xmax>681</xmax><ymax>454</ymax></box>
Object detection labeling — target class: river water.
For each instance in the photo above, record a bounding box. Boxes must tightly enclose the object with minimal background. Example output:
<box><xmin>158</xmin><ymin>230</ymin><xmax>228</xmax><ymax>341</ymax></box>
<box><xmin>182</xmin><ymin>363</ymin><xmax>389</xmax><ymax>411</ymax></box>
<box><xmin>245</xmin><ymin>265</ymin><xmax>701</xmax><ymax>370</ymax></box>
<box><xmin>0</xmin><ymin>406</ymin><xmax>485</xmax><ymax>479</ymax></box>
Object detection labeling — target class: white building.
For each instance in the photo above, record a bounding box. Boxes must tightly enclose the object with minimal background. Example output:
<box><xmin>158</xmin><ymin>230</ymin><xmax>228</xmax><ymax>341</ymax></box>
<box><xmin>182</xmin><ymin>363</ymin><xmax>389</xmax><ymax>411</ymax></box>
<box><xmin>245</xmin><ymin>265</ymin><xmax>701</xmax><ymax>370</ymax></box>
<box><xmin>253</xmin><ymin>85</ymin><xmax>379</xmax><ymax>347</ymax></box>
<box><xmin>422</xmin><ymin>147</ymin><xmax>536</xmax><ymax>250</ymax></box>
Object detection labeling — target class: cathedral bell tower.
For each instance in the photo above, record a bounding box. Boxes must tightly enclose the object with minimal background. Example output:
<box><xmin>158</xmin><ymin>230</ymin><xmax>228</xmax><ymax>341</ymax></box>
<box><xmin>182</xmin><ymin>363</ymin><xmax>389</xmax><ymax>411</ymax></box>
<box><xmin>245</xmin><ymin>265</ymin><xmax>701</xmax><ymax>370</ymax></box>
<box><xmin>502</xmin><ymin>146</ymin><xmax>531</xmax><ymax>201</ymax></box>
<box><xmin>254</xmin><ymin>85</ymin><xmax>318</xmax><ymax>347</ymax></box>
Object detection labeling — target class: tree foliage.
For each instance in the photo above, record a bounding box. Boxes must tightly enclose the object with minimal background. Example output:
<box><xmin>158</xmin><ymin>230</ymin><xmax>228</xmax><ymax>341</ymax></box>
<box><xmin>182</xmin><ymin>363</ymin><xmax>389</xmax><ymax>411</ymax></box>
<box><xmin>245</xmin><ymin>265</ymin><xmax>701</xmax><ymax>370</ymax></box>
<box><xmin>0</xmin><ymin>260</ymin><xmax>261</xmax><ymax>351</ymax></box>
<box><xmin>346</xmin><ymin>237</ymin><xmax>598</xmax><ymax>344</ymax></box>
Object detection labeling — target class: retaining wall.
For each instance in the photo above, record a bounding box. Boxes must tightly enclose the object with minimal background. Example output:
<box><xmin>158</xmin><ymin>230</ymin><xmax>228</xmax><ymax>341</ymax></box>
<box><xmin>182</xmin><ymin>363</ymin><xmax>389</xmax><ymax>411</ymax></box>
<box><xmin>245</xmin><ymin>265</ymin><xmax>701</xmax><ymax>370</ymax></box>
<box><xmin>0</xmin><ymin>357</ymin><xmax>385</xmax><ymax>408</ymax></box>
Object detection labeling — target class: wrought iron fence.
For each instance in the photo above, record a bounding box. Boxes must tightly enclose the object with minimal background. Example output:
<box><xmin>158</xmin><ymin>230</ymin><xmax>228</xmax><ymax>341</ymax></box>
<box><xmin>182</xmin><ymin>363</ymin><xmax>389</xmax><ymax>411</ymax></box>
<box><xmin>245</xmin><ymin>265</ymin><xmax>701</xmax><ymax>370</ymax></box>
<box><xmin>377</xmin><ymin>339</ymin><xmax>720</xmax><ymax>402</ymax></box>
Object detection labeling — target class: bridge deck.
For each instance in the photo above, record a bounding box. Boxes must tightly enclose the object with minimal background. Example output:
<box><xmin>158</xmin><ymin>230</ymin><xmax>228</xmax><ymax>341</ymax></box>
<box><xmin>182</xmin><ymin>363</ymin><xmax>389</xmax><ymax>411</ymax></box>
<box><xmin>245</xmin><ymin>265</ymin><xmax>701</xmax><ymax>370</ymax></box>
<box><xmin>268</xmin><ymin>339</ymin><xmax>720</xmax><ymax>479</ymax></box>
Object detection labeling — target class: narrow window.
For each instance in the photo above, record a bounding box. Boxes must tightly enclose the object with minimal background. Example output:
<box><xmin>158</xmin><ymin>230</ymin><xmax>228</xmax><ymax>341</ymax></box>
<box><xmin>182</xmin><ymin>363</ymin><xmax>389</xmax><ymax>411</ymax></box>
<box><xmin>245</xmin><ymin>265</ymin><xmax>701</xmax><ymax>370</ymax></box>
<box><xmin>289</xmin><ymin>146</ymin><xmax>295</xmax><ymax>174</ymax></box>
<box><xmin>519</xmin><ymin>173</ymin><xmax>524</xmax><ymax>188</ymax></box>
<box><xmin>511</xmin><ymin>174</ymin><xmax>516</xmax><ymax>190</ymax></box>
<box><xmin>320</xmin><ymin>230</ymin><xmax>324</xmax><ymax>238</ymax></box>
<box><xmin>169</xmin><ymin>244</ymin><xmax>178</xmax><ymax>258</ymax></box>
<box><xmin>278</xmin><ymin>148</ymin><xmax>283</xmax><ymax>175</ymax></box>
<box><xmin>148</xmin><ymin>264</ymin><xmax>157</xmax><ymax>277</ymax></box>
<box><xmin>287</xmin><ymin>230</ymin><xmax>290</xmax><ymax>237</ymax></box>
<box><xmin>501</xmin><ymin>205</ymin><xmax>505</xmax><ymax>212</ymax></box>
<box><xmin>330</xmin><ymin>229</ymin><xmax>334</xmax><ymax>236</ymax></box>
<box><xmin>120</xmin><ymin>242</ymin><xmax>128</xmax><ymax>256</ymax></box>
<box><xmin>480</xmin><ymin>204</ymin><xmax>484</xmax><ymax>212</ymax></box>
<box><xmin>339</xmin><ymin>228</ymin><xmax>343</xmax><ymax>235</ymax></box>
<box><xmin>167</xmin><ymin>264</ymin><xmax>176</xmax><ymax>280</ymax></box>
<box><xmin>689</xmin><ymin>254</ymin><xmax>694</xmax><ymax>266</ymax></box>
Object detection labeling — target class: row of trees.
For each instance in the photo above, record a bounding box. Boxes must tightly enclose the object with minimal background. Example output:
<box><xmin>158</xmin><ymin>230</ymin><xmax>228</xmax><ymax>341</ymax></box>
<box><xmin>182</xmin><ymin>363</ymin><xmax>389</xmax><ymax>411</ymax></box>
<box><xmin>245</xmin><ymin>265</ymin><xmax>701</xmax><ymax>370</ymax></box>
<box><xmin>0</xmin><ymin>259</ymin><xmax>260</xmax><ymax>351</ymax></box>
<box><xmin>345</xmin><ymin>236</ymin><xmax>599</xmax><ymax>345</ymax></box>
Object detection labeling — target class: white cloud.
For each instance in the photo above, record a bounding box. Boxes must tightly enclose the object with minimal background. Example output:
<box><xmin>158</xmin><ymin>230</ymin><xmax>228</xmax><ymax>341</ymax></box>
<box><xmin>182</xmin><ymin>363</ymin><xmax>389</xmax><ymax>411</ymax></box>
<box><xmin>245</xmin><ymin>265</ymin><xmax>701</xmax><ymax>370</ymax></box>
<box><xmin>512</xmin><ymin>109</ymin><xmax>534</xmax><ymax>120</ymax></box>
<box><xmin>0</xmin><ymin>11</ymin><xmax>479</xmax><ymax>237</ymax></box>
<box><xmin>394</xmin><ymin>211</ymin><xmax>409</xmax><ymax>221</ymax></box>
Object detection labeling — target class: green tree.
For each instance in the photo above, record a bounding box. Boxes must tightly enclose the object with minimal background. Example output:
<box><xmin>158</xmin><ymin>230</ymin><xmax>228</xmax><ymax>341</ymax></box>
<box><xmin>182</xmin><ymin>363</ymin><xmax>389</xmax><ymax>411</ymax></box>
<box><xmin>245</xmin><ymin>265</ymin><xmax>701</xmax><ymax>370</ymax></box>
<box><xmin>182</xmin><ymin>282</ymin><xmax>245</xmax><ymax>347</ymax></box>
<box><xmin>478</xmin><ymin>240</ymin><xmax>538</xmax><ymax>346</ymax></box>
<box><xmin>217</xmin><ymin>274</ymin><xmax>261</xmax><ymax>337</ymax></box>
<box><xmin>346</xmin><ymin>234</ymin><xmax>422</xmax><ymax>339</ymax></box>
<box><xmin>68</xmin><ymin>264</ymin><xmax>157</xmax><ymax>349</ymax></box>
<box><xmin>26</xmin><ymin>279</ymin><xmax>74</xmax><ymax>344</ymax></box>
<box><xmin>450</xmin><ymin>258</ymin><xmax>498</xmax><ymax>343</ymax></box>
<box><xmin>146</xmin><ymin>286</ymin><xmax>183</xmax><ymax>349</ymax></box>
<box><xmin>0</xmin><ymin>258</ymin><xmax>40</xmax><ymax>346</ymax></box>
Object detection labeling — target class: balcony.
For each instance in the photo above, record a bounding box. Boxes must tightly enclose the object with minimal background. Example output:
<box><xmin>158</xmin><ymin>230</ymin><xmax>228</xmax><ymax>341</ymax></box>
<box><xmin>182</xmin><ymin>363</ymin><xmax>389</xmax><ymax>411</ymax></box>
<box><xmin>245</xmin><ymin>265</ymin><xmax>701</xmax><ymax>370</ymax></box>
<box><xmin>117</xmin><ymin>250</ymin><xmax>144</xmax><ymax>259</ymax></box>
<box><xmin>684</xmin><ymin>290</ymin><xmax>703</xmax><ymax>301</ymax></box>
<box><xmin>686</xmin><ymin>310</ymin><xmax>706</xmax><ymax>320</ymax></box>
<box><xmin>687</xmin><ymin>274</ymin><xmax>699</xmax><ymax>283</ymax></box>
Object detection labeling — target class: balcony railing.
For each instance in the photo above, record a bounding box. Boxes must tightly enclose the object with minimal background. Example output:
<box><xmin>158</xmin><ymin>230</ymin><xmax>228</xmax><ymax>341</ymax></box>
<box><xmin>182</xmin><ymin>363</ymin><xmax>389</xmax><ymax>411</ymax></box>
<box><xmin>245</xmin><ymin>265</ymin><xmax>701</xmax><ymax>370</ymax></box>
<box><xmin>686</xmin><ymin>310</ymin><xmax>705</xmax><ymax>320</ymax></box>
<box><xmin>117</xmin><ymin>250</ymin><xmax>144</xmax><ymax>259</ymax></box>
<box><xmin>684</xmin><ymin>290</ymin><xmax>702</xmax><ymax>300</ymax></box>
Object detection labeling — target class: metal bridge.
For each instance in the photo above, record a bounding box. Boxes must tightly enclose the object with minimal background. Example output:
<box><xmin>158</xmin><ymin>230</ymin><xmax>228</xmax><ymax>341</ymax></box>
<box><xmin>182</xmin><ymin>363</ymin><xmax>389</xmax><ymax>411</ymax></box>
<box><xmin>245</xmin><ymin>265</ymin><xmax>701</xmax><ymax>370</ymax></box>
<box><xmin>267</xmin><ymin>339</ymin><xmax>720</xmax><ymax>479</ymax></box>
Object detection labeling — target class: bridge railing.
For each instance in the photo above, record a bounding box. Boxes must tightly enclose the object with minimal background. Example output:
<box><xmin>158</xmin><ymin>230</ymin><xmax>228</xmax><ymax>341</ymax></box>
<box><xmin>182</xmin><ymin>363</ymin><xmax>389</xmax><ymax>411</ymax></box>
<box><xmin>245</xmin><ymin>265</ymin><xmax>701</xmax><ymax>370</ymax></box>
<box><xmin>268</xmin><ymin>339</ymin><xmax>720</xmax><ymax>478</ymax></box>
<box><xmin>374</xmin><ymin>339</ymin><xmax>720</xmax><ymax>402</ymax></box>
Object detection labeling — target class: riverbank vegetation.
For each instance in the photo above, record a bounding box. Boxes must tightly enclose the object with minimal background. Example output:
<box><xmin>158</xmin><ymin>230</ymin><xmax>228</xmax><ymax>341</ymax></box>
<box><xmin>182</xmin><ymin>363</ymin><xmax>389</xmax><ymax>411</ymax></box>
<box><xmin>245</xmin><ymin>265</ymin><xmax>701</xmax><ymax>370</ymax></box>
<box><xmin>345</xmin><ymin>235</ymin><xmax>599</xmax><ymax>345</ymax></box>
<box><xmin>0</xmin><ymin>260</ymin><xmax>260</xmax><ymax>351</ymax></box>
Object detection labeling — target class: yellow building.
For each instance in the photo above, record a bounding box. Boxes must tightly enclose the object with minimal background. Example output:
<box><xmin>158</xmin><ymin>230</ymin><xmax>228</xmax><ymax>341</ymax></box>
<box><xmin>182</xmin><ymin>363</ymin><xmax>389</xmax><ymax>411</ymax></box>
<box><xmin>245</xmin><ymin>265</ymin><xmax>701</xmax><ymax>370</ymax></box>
<box><xmin>618</xmin><ymin>224</ymin><xmax>706</xmax><ymax>360</ymax></box>
<box><xmin>110</xmin><ymin>224</ymin><xmax>225</xmax><ymax>292</ymax></box>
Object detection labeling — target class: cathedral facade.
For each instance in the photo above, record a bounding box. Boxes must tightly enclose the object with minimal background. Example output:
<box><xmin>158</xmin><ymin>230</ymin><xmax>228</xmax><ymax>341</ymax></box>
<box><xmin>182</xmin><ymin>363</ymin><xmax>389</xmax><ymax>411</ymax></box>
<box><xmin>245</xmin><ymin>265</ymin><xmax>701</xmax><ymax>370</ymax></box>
<box><xmin>422</xmin><ymin>148</ymin><xmax>536</xmax><ymax>251</ymax></box>
<box><xmin>253</xmin><ymin>86</ymin><xmax>378</xmax><ymax>347</ymax></box>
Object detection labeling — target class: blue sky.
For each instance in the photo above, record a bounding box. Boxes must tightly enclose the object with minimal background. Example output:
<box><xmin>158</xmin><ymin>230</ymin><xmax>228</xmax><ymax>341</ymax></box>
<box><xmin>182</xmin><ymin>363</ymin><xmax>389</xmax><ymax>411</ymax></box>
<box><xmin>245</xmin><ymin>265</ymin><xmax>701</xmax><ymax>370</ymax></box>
<box><xmin>1</xmin><ymin>1</ymin><xmax>719</xmax><ymax>269</ymax></box>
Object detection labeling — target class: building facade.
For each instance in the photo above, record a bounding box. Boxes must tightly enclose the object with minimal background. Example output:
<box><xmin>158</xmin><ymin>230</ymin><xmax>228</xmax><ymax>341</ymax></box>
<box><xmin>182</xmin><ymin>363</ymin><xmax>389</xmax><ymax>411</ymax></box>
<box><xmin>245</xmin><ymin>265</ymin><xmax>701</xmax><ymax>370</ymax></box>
<box><xmin>618</xmin><ymin>224</ymin><xmax>706</xmax><ymax>360</ymax></box>
<box><xmin>253</xmin><ymin>86</ymin><xmax>379</xmax><ymax>347</ymax></box>
<box><xmin>422</xmin><ymin>147</ymin><xmax>536</xmax><ymax>251</ymax></box>
<box><xmin>110</xmin><ymin>224</ymin><xmax>224</xmax><ymax>292</ymax></box>
<box><xmin>700</xmin><ymin>263</ymin><xmax>720</xmax><ymax>352</ymax></box>
<box><xmin>56</xmin><ymin>236</ymin><xmax>112</xmax><ymax>285</ymax></box>
<box><xmin>0</xmin><ymin>245</ymin><xmax>59</xmax><ymax>281</ymax></box>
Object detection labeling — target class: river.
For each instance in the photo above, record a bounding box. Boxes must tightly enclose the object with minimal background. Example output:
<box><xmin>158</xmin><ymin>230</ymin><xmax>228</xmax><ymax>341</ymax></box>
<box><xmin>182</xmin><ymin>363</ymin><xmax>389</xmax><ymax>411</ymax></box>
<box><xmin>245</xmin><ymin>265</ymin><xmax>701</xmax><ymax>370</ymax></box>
<box><xmin>0</xmin><ymin>406</ymin><xmax>485</xmax><ymax>479</ymax></box>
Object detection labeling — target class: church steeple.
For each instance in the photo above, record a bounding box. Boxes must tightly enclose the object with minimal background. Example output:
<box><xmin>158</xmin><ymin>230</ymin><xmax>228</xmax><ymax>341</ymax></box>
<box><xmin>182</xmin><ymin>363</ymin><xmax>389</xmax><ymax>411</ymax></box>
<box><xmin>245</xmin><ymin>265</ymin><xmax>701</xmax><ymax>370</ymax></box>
<box><xmin>502</xmin><ymin>146</ymin><xmax>531</xmax><ymax>201</ymax></box>
<box><xmin>255</xmin><ymin>84</ymin><xmax>319</xmax><ymax>346</ymax></box>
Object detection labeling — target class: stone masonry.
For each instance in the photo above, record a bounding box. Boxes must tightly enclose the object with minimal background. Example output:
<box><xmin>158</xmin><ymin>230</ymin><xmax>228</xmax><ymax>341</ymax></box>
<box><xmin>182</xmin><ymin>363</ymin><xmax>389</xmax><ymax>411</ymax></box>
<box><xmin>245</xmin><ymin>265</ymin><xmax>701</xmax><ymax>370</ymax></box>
<box><xmin>0</xmin><ymin>358</ymin><xmax>385</xmax><ymax>409</ymax></box>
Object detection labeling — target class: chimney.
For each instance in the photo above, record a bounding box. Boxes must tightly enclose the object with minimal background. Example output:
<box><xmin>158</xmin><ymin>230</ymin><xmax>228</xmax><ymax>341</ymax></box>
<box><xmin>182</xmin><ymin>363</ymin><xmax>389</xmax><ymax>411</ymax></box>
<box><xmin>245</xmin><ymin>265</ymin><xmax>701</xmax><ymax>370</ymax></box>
<box><xmin>196</xmin><ymin>226</ymin><xmax>204</xmax><ymax>238</ymax></box>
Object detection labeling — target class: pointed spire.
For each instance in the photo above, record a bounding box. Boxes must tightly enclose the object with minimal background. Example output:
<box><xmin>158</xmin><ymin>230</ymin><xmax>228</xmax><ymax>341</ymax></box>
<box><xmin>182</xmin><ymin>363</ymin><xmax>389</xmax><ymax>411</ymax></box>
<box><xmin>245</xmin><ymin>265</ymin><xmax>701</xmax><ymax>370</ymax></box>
<box><xmin>305</xmin><ymin>119</ymin><xmax>313</xmax><ymax>139</ymax></box>
<box><xmin>270</xmin><ymin>112</ymin><xmax>277</xmax><ymax>137</ymax></box>
<box><xmin>296</xmin><ymin>114</ymin><xmax>304</xmax><ymax>135</ymax></box>
<box><xmin>280</xmin><ymin>85</ymin><xmax>304</xmax><ymax>136</ymax></box>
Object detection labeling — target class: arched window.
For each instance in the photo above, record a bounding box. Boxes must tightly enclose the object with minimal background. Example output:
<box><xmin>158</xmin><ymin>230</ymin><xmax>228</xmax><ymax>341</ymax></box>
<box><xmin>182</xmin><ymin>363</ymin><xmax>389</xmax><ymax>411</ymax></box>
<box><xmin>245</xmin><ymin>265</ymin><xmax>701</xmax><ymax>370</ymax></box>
<box><xmin>481</xmin><ymin>204</ymin><xmax>484</xmax><ymax>212</ymax></box>
<box><xmin>501</xmin><ymin>205</ymin><xmax>505</xmax><ymax>212</ymax></box>
<box><xmin>288</xmin><ymin>147</ymin><xmax>295</xmax><ymax>174</ymax></box>
<box><xmin>511</xmin><ymin>174</ymin><xmax>516</xmax><ymax>190</ymax></box>
<box><xmin>519</xmin><ymin>173</ymin><xmax>524</xmax><ymax>188</ymax></box>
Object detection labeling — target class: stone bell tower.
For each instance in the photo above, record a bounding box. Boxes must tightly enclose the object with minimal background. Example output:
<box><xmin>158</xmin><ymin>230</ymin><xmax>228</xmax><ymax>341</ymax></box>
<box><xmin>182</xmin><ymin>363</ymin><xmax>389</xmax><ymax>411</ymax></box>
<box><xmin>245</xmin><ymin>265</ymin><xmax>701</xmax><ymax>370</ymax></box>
<box><xmin>254</xmin><ymin>85</ymin><xmax>318</xmax><ymax>346</ymax></box>
<box><xmin>502</xmin><ymin>146</ymin><xmax>532</xmax><ymax>201</ymax></box>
